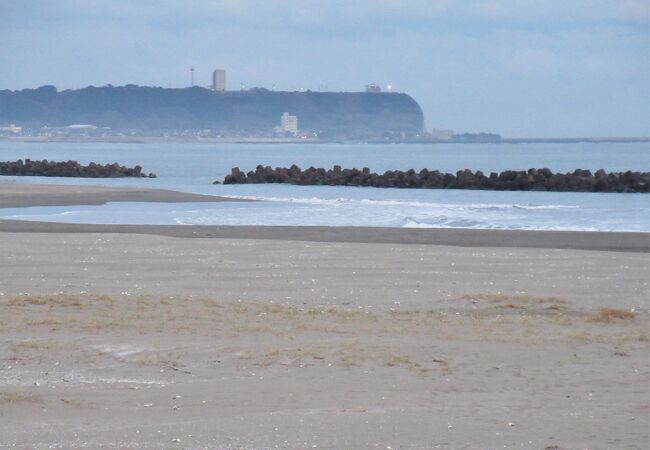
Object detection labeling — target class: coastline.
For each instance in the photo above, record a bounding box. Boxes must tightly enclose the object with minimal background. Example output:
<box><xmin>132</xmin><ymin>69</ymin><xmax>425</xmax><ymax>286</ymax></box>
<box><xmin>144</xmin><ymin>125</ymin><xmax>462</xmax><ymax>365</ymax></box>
<box><xmin>1</xmin><ymin>220</ymin><xmax>648</xmax><ymax>252</ymax></box>
<box><xmin>0</xmin><ymin>182</ymin><xmax>245</xmax><ymax>208</ymax></box>
<box><xmin>0</xmin><ymin>182</ymin><xmax>648</xmax><ymax>252</ymax></box>
<box><xmin>1</xmin><ymin>136</ymin><xmax>649</xmax><ymax>144</ymax></box>
<box><xmin>1</xmin><ymin>181</ymin><xmax>648</xmax><ymax>448</ymax></box>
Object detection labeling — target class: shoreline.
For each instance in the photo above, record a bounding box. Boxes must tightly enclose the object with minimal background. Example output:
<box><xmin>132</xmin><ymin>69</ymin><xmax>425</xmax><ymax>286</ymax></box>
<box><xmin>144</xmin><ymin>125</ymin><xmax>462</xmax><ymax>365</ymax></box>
<box><xmin>0</xmin><ymin>182</ymin><xmax>245</xmax><ymax>208</ymax></box>
<box><xmin>0</xmin><ymin>220</ymin><xmax>647</xmax><ymax>252</ymax></box>
<box><xmin>1</xmin><ymin>136</ymin><xmax>649</xmax><ymax>144</ymax></box>
<box><xmin>1</xmin><ymin>183</ymin><xmax>648</xmax><ymax>447</ymax></box>
<box><xmin>0</xmin><ymin>182</ymin><xmax>648</xmax><ymax>252</ymax></box>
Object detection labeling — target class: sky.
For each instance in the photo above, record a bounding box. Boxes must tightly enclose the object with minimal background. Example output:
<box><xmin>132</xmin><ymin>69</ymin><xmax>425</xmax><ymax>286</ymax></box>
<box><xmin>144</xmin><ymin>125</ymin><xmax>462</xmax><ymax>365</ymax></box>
<box><xmin>1</xmin><ymin>0</ymin><xmax>649</xmax><ymax>137</ymax></box>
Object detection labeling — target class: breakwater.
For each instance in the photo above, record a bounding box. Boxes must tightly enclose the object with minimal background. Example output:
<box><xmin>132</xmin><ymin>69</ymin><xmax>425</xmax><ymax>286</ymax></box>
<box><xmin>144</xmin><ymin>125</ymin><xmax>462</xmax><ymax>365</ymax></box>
<box><xmin>220</xmin><ymin>165</ymin><xmax>649</xmax><ymax>193</ymax></box>
<box><xmin>0</xmin><ymin>159</ymin><xmax>156</xmax><ymax>178</ymax></box>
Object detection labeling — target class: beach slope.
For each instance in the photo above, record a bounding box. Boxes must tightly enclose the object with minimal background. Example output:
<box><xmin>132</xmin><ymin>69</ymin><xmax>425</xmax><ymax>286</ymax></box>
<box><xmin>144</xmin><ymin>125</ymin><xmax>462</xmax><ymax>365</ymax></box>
<box><xmin>0</xmin><ymin>183</ymin><xmax>648</xmax><ymax>448</ymax></box>
<box><xmin>0</xmin><ymin>230</ymin><xmax>648</xmax><ymax>448</ymax></box>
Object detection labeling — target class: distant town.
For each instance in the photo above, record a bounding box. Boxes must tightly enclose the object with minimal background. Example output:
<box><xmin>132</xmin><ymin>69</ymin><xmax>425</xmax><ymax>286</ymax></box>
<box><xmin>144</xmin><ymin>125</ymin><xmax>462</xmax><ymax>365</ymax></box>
<box><xmin>0</xmin><ymin>122</ymin><xmax>509</xmax><ymax>143</ymax></box>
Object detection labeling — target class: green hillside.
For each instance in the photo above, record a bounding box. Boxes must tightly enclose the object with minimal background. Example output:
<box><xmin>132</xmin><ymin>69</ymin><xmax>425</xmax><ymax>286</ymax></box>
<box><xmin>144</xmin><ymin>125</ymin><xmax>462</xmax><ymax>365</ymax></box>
<box><xmin>0</xmin><ymin>85</ymin><xmax>425</xmax><ymax>139</ymax></box>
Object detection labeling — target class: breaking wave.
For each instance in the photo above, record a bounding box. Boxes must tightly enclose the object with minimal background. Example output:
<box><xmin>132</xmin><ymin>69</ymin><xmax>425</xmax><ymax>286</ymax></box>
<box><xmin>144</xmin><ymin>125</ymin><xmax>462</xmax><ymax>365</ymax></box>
<box><xmin>219</xmin><ymin>194</ymin><xmax>579</xmax><ymax>211</ymax></box>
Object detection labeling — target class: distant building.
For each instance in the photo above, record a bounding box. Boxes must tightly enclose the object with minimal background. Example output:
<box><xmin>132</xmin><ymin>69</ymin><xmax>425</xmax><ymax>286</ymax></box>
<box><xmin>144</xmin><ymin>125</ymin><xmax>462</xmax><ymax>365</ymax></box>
<box><xmin>431</xmin><ymin>128</ymin><xmax>454</xmax><ymax>140</ymax></box>
<box><xmin>212</xmin><ymin>69</ymin><xmax>226</xmax><ymax>91</ymax></box>
<box><xmin>280</xmin><ymin>112</ymin><xmax>298</xmax><ymax>135</ymax></box>
<box><xmin>66</xmin><ymin>124</ymin><xmax>97</xmax><ymax>130</ymax></box>
<box><xmin>0</xmin><ymin>124</ymin><xmax>22</xmax><ymax>134</ymax></box>
<box><xmin>365</xmin><ymin>83</ymin><xmax>381</xmax><ymax>93</ymax></box>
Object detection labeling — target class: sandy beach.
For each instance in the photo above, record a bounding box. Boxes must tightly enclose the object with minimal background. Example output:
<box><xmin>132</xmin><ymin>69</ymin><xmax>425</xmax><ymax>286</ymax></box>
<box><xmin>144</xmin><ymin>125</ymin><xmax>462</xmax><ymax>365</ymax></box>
<box><xmin>0</xmin><ymin>182</ymin><xmax>243</xmax><ymax>208</ymax></box>
<box><xmin>0</xmin><ymin>184</ymin><xmax>648</xmax><ymax>449</ymax></box>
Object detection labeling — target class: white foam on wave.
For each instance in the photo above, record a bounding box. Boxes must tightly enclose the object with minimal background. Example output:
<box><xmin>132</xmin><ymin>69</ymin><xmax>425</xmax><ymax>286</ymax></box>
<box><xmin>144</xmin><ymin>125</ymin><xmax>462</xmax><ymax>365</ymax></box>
<box><xmin>1</xmin><ymin>192</ymin><xmax>646</xmax><ymax>232</ymax></box>
<box><xmin>401</xmin><ymin>216</ymin><xmax>486</xmax><ymax>229</ymax></box>
<box><xmin>400</xmin><ymin>217</ymin><xmax>611</xmax><ymax>232</ymax></box>
<box><xmin>402</xmin><ymin>219</ymin><xmax>437</xmax><ymax>229</ymax></box>
<box><xmin>221</xmin><ymin>194</ymin><xmax>346</xmax><ymax>206</ymax></box>
<box><xmin>218</xmin><ymin>194</ymin><xmax>579</xmax><ymax>211</ymax></box>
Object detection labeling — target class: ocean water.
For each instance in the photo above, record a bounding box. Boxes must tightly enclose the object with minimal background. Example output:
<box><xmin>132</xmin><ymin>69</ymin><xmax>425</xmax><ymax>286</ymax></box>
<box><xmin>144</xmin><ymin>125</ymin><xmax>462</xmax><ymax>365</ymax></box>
<box><xmin>0</xmin><ymin>141</ymin><xmax>649</xmax><ymax>231</ymax></box>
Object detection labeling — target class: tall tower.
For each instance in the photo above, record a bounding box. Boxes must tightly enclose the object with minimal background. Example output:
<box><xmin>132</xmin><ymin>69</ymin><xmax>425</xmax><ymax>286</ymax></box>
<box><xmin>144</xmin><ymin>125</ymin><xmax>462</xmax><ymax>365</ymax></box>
<box><xmin>212</xmin><ymin>69</ymin><xmax>226</xmax><ymax>91</ymax></box>
<box><xmin>190</xmin><ymin>66</ymin><xmax>195</xmax><ymax>87</ymax></box>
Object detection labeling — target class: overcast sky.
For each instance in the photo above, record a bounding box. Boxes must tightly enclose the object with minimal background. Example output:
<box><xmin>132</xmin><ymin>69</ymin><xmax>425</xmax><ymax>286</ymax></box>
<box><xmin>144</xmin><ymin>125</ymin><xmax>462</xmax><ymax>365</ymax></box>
<box><xmin>1</xmin><ymin>0</ymin><xmax>648</xmax><ymax>137</ymax></box>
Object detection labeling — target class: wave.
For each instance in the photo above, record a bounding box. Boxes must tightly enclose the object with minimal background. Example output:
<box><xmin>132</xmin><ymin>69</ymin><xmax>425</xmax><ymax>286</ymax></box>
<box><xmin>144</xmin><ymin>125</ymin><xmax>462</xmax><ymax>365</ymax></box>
<box><xmin>400</xmin><ymin>216</ymin><xmax>608</xmax><ymax>232</ymax></box>
<box><xmin>402</xmin><ymin>218</ymin><xmax>436</xmax><ymax>229</ymax></box>
<box><xmin>219</xmin><ymin>194</ymin><xmax>579</xmax><ymax>211</ymax></box>
<box><xmin>401</xmin><ymin>217</ymin><xmax>486</xmax><ymax>229</ymax></box>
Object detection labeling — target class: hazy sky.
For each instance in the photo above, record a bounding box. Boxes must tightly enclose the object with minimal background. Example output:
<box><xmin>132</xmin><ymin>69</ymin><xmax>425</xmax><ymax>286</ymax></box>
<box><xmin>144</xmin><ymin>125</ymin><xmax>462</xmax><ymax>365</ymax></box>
<box><xmin>1</xmin><ymin>0</ymin><xmax>649</xmax><ymax>137</ymax></box>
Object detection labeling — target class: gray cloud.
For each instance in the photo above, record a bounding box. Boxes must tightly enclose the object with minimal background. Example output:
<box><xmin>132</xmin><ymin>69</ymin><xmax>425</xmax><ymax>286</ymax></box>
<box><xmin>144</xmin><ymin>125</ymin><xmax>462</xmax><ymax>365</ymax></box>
<box><xmin>53</xmin><ymin>0</ymin><xmax>650</xmax><ymax>23</ymax></box>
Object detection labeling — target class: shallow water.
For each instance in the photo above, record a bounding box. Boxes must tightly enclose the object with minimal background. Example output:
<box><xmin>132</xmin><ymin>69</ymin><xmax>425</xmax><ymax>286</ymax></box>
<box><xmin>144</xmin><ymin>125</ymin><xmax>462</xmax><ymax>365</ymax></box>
<box><xmin>1</xmin><ymin>141</ymin><xmax>648</xmax><ymax>231</ymax></box>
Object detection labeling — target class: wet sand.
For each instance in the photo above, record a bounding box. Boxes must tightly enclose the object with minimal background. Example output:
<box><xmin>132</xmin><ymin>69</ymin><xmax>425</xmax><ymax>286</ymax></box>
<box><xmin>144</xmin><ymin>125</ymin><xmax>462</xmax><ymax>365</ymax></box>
<box><xmin>0</xmin><ymin>183</ymin><xmax>648</xmax><ymax>448</ymax></box>
<box><xmin>1</xmin><ymin>219</ymin><xmax>648</xmax><ymax>252</ymax></box>
<box><xmin>0</xmin><ymin>182</ymin><xmax>241</xmax><ymax>208</ymax></box>
<box><xmin>1</xmin><ymin>182</ymin><xmax>648</xmax><ymax>252</ymax></box>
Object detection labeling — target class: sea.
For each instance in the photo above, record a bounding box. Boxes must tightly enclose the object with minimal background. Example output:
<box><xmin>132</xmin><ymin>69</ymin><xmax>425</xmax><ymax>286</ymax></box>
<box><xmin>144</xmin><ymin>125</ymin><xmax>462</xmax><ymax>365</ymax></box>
<box><xmin>0</xmin><ymin>141</ymin><xmax>649</xmax><ymax>232</ymax></box>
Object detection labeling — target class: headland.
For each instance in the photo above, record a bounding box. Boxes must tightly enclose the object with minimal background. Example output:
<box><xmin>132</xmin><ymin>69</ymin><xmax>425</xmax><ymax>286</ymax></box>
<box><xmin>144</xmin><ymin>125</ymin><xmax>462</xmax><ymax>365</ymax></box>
<box><xmin>0</xmin><ymin>85</ymin><xmax>424</xmax><ymax>140</ymax></box>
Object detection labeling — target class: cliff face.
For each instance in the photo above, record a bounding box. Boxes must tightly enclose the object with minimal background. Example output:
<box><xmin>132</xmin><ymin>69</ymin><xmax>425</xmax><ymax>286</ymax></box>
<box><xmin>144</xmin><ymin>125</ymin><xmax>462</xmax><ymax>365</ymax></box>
<box><xmin>0</xmin><ymin>85</ymin><xmax>424</xmax><ymax>138</ymax></box>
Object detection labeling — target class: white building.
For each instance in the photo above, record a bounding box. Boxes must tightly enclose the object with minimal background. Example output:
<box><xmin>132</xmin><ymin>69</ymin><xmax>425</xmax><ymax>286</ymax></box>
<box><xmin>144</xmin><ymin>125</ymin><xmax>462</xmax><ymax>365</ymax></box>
<box><xmin>212</xmin><ymin>69</ymin><xmax>226</xmax><ymax>91</ymax></box>
<box><xmin>280</xmin><ymin>112</ymin><xmax>298</xmax><ymax>135</ymax></box>
<box><xmin>66</xmin><ymin>124</ymin><xmax>97</xmax><ymax>130</ymax></box>
<box><xmin>0</xmin><ymin>124</ymin><xmax>22</xmax><ymax>134</ymax></box>
<box><xmin>430</xmin><ymin>128</ymin><xmax>454</xmax><ymax>140</ymax></box>
<box><xmin>365</xmin><ymin>83</ymin><xmax>381</xmax><ymax>93</ymax></box>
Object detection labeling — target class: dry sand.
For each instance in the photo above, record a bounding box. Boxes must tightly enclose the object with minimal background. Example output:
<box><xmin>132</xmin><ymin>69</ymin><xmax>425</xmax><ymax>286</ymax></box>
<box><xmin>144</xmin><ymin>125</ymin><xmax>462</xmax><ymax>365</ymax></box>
<box><xmin>0</xmin><ymin>183</ymin><xmax>649</xmax><ymax>449</ymax></box>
